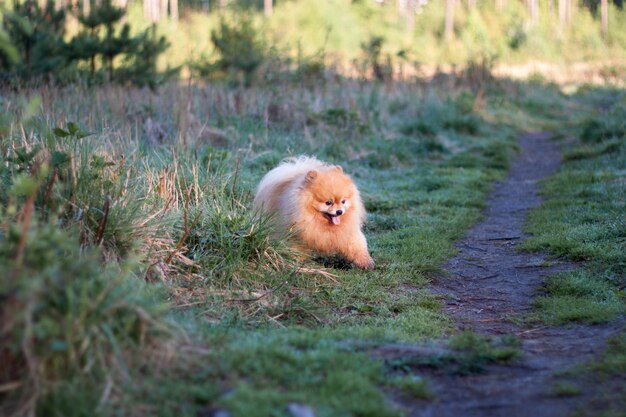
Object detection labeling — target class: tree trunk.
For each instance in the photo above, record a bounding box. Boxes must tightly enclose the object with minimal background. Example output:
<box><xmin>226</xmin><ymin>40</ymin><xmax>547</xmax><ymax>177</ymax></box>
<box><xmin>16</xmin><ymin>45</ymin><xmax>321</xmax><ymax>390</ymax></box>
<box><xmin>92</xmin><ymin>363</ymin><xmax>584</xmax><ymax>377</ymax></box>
<box><xmin>264</xmin><ymin>0</ymin><xmax>272</xmax><ymax>17</ymax></box>
<box><xmin>496</xmin><ymin>0</ymin><xmax>505</xmax><ymax>12</ymax></box>
<box><xmin>398</xmin><ymin>0</ymin><xmax>407</xmax><ymax>15</ymax></box>
<box><xmin>170</xmin><ymin>0</ymin><xmax>178</xmax><ymax>21</ymax></box>
<box><xmin>601</xmin><ymin>0</ymin><xmax>608</xmax><ymax>39</ymax></box>
<box><xmin>83</xmin><ymin>0</ymin><xmax>90</xmax><ymax>15</ymax></box>
<box><xmin>558</xmin><ymin>0</ymin><xmax>566</xmax><ymax>26</ymax></box>
<box><xmin>160</xmin><ymin>0</ymin><xmax>168</xmax><ymax>19</ymax></box>
<box><xmin>145</xmin><ymin>0</ymin><xmax>160</xmax><ymax>22</ymax></box>
<box><xmin>445</xmin><ymin>0</ymin><xmax>455</xmax><ymax>42</ymax></box>
<box><xmin>467</xmin><ymin>0</ymin><xmax>476</xmax><ymax>10</ymax></box>
<box><xmin>399</xmin><ymin>0</ymin><xmax>416</xmax><ymax>33</ymax></box>
<box><xmin>566</xmin><ymin>0</ymin><xmax>573</xmax><ymax>25</ymax></box>
<box><xmin>527</xmin><ymin>0</ymin><xmax>539</xmax><ymax>25</ymax></box>
<box><xmin>406</xmin><ymin>0</ymin><xmax>415</xmax><ymax>33</ymax></box>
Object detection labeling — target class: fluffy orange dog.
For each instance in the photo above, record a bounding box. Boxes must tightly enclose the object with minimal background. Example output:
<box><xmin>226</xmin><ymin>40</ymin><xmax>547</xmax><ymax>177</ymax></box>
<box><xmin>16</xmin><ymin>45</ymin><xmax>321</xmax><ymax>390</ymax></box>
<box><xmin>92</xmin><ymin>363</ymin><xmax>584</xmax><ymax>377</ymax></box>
<box><xmin>254</xmin><ymin>156</ymin><xmax>374</xmax><ymax>270</ymax></box>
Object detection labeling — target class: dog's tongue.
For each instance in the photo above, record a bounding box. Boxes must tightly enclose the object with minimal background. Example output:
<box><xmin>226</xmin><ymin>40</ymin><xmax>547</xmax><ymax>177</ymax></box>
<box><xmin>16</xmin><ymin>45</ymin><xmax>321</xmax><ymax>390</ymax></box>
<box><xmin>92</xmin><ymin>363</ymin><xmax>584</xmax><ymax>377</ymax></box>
<box><xmin>332</xmin><ymin>216</ymin><xmax>341</xmax><ymax>225</ymax></box>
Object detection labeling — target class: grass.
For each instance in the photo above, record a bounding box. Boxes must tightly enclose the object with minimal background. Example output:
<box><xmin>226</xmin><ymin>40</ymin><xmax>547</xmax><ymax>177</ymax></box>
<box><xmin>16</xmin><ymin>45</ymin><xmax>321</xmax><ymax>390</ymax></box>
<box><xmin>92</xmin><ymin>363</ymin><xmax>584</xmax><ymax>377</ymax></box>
<box><xmin>532</xmin><ymin>271</ymin><xmax>624</xmax><ymax>324</ymax></box>
<box><xmin>390</xmin><ymin>375</ymin><xmax>434</xmax><ymax>400</ymax></box>
<box><xmin>552</xmin><ymin>381</ymin><xmax>582</xmax><ymax>397</ymax></box>
<box><xmin>516</xmin><ymin>89</ymin><xmax>625</xmax><ymax>417</ymax></box>
<box><xmin>0</xmin><ymin>76</ymin><xmax>616</xmax><ymax>416</ymax></box>
<box><xmin>447</xmin><ymin>331</ymin><xmax>521</xmax><ymax>375</ymax></box>
<box><xmin>590</xmin><ymin>333</ymin><xmax>626</xmax><ymax>376</ymax></box>
<box><xmin>521</xmin><ymin>93</ymin><xmax>626</xmax><ymax>325</ymax></box>
<box><xmin>386</xmin><ymin>331</ymin><xmax>521</xmax><ymax>376</ymax></box>
<box><xmin>558</xmin><ymin>333</ymin><xmax>626</xmax><ymax>417</ymax></box>
<box><xmin>0</xmin><ymin>222</ymin><xmax>171</xmax><ymax>416</ymax></box>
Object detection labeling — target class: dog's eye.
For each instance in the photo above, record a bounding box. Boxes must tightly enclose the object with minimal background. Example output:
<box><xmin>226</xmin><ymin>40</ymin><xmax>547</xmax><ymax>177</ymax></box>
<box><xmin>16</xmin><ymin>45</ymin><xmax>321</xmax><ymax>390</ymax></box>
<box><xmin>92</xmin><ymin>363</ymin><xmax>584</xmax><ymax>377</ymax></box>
<box><xmin>341</xmin><ymin>199</ymin><xmax>346</xmax><ymax>204</ymax></box>
<box><xmin>325</xmin><ymin>200</ymin><xmax>333</xmax><ymax>206</ymax></box>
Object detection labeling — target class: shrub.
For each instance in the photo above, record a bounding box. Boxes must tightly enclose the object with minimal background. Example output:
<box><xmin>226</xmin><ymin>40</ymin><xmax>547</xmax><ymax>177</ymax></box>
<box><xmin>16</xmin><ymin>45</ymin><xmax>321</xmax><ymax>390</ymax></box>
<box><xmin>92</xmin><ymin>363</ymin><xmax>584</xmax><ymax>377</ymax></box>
<box><xmin>0</xmin><ymin>185</ymin><xmax>169</xmax><ymax>416</ymax></box>
<box><xmin>360</xmin><ymin>36</ymin><xmax>392</xmax><ymax>82</ymax></box>
<box><xmin>185</xmin><ymin>192</ymin><xmax>292</xmax><ymax>281</ymax></box>
<box><xmin>580</xmin><ymin>101</ymin><xmax>626</xmax><ymax>143</ymax></box>
<box><xmin>208</xmin><ymin>15</ymin><xmax>268</xmax><ymax>85</ymax></box>
<box><xmin>1</xmin><ymin>0</ymin><xmax>67</xmax><ymax>81</ymax></box>
<box><xmin>1</xmin><ymin>0</ymin><xmax>175</xmax><ymax>87</ymax></box>
<box><xmin>1</xmin><ymin>121</ymin><xmax>165</xmax><ymax>260</ymax></box>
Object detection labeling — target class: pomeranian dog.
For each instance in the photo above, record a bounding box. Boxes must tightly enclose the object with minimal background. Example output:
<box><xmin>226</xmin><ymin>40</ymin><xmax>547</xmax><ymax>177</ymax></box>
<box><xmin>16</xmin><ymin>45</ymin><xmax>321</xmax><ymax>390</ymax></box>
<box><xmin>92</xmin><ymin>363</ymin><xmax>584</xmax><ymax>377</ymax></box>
<box><xmin>254</xmin><ymin>156</ymin><xmax>374</xmax><ymax>270</ymax></box>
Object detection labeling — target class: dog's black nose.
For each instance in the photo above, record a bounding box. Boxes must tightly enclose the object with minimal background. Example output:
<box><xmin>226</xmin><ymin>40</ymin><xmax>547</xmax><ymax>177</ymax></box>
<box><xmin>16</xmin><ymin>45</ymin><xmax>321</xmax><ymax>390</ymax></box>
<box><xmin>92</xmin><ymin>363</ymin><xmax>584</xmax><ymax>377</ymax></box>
<box><xmin>336</xmin><ymin>210</ymin><xmax>343</xmax><ymax>215</ymax></box>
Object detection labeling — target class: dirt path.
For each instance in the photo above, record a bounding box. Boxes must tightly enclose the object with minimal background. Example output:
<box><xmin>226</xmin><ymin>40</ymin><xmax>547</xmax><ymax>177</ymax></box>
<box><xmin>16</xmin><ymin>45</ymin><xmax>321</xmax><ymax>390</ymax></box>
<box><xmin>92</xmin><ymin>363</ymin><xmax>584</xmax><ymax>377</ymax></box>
<box><xmin>379</xmin><ymin>132</ymin><xmax>623</xmax><ymax>417</ymax></box>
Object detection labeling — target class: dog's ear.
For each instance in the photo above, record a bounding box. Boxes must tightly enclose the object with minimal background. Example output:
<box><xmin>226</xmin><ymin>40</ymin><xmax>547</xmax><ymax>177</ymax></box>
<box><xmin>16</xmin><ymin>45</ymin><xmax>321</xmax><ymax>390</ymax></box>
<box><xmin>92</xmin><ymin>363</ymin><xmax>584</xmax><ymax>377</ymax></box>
<box><xmin>334</xmin><ymin>165</ymin><xmax>343</xmax><ymax>173</ymax></box>
<box><xmin>305</xmin><ymin>170</ymin><xmax>318</xmax><ymax>183</ymax></box>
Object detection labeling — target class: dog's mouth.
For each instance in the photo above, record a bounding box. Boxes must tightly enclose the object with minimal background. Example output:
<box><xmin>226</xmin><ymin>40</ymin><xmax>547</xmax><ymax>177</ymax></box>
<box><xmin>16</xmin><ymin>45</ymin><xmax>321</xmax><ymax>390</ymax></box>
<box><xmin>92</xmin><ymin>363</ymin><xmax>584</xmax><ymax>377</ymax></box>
<box><xmin>323</xmin><ymin>212</ymin><xmax>341</xmax><ymax>226</ymax></box>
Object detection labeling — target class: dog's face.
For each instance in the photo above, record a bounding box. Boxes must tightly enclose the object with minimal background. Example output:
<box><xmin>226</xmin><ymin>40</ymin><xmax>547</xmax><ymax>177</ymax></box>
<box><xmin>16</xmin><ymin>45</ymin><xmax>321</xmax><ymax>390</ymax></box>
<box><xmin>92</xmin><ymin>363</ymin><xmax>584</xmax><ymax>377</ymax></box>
<box><xmin>304</xmin><ymin>166</ymin><xmax>356</xmax><ymax>226</ymax></box>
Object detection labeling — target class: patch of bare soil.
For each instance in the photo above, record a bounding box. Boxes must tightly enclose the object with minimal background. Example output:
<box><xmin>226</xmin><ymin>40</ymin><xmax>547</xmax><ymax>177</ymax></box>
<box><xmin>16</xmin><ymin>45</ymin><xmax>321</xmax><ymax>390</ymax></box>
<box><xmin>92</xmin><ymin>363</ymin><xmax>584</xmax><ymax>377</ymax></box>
<box><xmin>379</xmin><ymin>132</ymin><xmax>624</xmax><ymax>417</ymax></box>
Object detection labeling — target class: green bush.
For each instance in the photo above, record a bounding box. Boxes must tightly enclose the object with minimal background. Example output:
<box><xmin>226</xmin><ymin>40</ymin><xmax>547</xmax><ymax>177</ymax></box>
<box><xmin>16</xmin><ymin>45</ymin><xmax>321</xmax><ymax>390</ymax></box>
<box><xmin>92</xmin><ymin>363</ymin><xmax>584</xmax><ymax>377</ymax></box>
<box><xmin>185</xmin><ymin>191</ymin><xmax>293</xmax><ymax>281</ymax></box>
<box><xmin>1</xmin><ymin>0</ymin><xmax>174</xmax><ymax>86</ymax></box>
<box><xmin>360</xmin><ymin>36</ymin><xmax>392</xmax><ymax>81</ymax></box>
<box><xmin>207</xmin><ymin>15</ymin><xmax>268</xmax><ymax>85</ymax></box>
<box><xmin>1</xmin><ymin>0</ymin><xmax>67</xmax><ymax>81</ymax></box>
<box><xmin>0</xmin><ymin>200</ymin><xmax>169</xmax><ymax>416</ymax></box>
<box><xmin>0</xmin><ymin>121</ymin><xmax>163</xmax><ymax>259</ymax></box>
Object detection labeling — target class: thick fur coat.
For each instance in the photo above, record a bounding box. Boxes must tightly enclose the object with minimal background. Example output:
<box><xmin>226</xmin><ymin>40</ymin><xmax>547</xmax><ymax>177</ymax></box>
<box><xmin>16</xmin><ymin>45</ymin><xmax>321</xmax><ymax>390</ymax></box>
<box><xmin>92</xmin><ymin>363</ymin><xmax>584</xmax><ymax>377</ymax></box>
<box><xmin>254</xmin><ymin>156</ymin><xmax>374</xmax><ymax>269</ymax></box>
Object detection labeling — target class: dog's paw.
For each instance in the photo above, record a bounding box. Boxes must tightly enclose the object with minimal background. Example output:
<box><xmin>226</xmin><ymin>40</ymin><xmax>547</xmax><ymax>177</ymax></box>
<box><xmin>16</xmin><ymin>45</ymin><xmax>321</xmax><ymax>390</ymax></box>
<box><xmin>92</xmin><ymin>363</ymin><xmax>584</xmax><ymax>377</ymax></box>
<box><xmin>354</xmin><ymin>256</ymin><xmax>375</xmax><ymax>270</ymax></box>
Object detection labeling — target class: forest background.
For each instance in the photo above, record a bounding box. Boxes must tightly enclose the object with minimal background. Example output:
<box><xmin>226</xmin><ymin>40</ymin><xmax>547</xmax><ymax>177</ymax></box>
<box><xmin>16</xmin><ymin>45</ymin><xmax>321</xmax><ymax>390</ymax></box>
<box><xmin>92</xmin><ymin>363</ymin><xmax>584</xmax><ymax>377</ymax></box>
<box><xmin>2</xmin><ymin>0</ymin><xmax>626</xmax><ymax>85</ymax></box>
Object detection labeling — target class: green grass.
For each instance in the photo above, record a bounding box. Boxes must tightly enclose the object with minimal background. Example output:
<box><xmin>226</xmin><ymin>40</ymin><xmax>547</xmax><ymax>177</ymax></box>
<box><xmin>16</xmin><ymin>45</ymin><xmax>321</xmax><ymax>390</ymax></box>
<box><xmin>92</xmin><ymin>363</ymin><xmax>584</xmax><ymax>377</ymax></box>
<box><xmin>590</xmin><ymin>333</ymin><xmax>626</xmax><ymax>376</ymax></box>
<box><xmin>0</xmin><ymin>77</ymin><xmax>609</xmax><ymax>416</ymax></box>
<box><xmin>560</xmin><ymin>333</ymin><xmax>626</xmax><ymax>417</ymax></box>
<box><xmin>532</xmin><ymin>270</ymin><xmax>624</xmax><ymax>324</ymax></box>
<box><xmin>517</xmin><ymin>114</ymin><xmax>626</xmax><ymax>417</ymax></box>
<box><xmin>390</xmin><ymin>375</ymin><xmax>434</xmax><ymax>400</ymax></box>
<box><xmin>521</xmin><ymin>93</ymin><xmax>626</xmax><ymax>325</ymax></box>
<box><xmin>552</xmin><ymin>381</ymin><xmax>582</xmax><ymax>397</ymax></box>
<box><xmin>386</xmin><ymin>331</ymin><xmax>521</xmax><ymax>376</ymax></box>
<box><xmin>447</xmin><ymin>331</ymin><xmax>521</xmax><ymax>375</ymax></box>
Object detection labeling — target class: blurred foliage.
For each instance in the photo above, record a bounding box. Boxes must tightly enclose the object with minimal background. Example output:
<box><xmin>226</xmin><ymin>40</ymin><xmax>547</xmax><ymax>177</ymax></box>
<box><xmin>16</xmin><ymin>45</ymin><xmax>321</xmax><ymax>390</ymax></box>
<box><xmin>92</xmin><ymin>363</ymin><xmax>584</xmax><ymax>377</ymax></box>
<box><xmin>0</xmin><ymin>0</ymin><xmax>176</xmax><ymax>87</ymax></box>
<box><xmin>580</xmin><ymin>100</ymin><xmax>626</xmax><ymax>143</ymax></box>
<box><xmin>0</xmin><ymin>101</ymin><xmax>171</xmax><ymax>416</ymax></box>
<box><xmin>139</xmin><ymin>0</ymin><xmax>626</xmax><ymax>76</ymax></box>
<box><xmin>360</xmin><ymin>36</ymin><xmax>393</xmax><ymax>81</ymax></box>
<box><xmin>208</xmin><ymin>14</ymin><xmax>268</xmax><ymax>85</ymax></box>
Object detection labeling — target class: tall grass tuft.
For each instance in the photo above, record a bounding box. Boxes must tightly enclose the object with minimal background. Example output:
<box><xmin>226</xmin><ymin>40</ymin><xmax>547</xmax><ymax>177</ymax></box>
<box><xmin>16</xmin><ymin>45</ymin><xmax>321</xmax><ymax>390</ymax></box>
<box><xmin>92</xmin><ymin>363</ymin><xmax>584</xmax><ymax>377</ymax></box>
<box><xmin>0</xmin><ymin>201</ymin><xmax>170</xmax><ymax>416</ymax></box>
